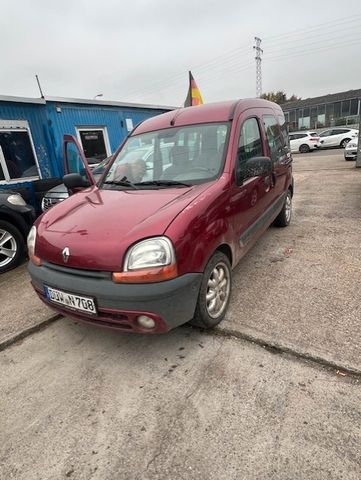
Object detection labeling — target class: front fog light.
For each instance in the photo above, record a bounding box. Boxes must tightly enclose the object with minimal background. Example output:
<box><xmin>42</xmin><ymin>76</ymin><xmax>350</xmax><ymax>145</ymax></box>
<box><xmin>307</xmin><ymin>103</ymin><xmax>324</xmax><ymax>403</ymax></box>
<box><xmin>137</xmin><ymin>315</ymin><xmax>156</xmax><ymax>329</ymax></box>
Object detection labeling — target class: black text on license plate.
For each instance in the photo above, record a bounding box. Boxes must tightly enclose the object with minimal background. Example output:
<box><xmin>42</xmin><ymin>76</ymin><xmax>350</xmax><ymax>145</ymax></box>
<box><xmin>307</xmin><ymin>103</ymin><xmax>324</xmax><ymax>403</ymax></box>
<box><xmin>44</xmin><ymin>285</ymin><xmax>97</xmax><ymax>315</ymax></box>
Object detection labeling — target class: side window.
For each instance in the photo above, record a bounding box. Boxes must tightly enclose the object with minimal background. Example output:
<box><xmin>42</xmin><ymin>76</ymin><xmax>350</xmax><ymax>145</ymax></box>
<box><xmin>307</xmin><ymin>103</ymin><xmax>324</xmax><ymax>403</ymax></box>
<box><xmin>237</xmin><ymin>118</ymin><xmax>263</xmax><ymax>182</ymax></box>
<box><xmin>277</xmin><ymin>113</ymin><xmax>289</xmax><ymax>147</ymax></box>
<box><xmin>263</xmin><ymin>115</ymin><xmax>284</xmax><ymax>163</ymax></box>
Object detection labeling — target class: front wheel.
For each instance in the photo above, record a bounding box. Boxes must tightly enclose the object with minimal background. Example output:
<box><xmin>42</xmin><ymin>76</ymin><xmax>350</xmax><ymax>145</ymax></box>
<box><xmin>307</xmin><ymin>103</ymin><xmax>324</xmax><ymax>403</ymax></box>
<box><xmin>190</xmin><ymin>252</ymin><xmax>232</xmax><ymax>329</ymax></box>
<box><xmin>0</xmin><ymin>221</ymin><xmax>25</xmax><ymax>273</ymax></box>
<box><xmin>274</xmin><ymin>190</ymin><xmax>292</xmax><ymax>227</ymax></box>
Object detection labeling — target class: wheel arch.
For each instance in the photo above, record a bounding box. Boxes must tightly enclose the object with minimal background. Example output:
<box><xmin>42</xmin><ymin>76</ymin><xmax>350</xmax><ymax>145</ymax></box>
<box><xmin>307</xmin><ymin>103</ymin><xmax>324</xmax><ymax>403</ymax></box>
<box><xmin>0</xmin><ymin>211</ymin><xmax>28</xmax><ymax>239</ymax></box>
<box><xmin>340</xmin><ymin>138</ymin><xmax>351</xmax><ymax>147</ymax></box>
<box><xmin>215</xmin><ymin>243</ymin><xmax>233</xmax><ymax>267</ymax></box>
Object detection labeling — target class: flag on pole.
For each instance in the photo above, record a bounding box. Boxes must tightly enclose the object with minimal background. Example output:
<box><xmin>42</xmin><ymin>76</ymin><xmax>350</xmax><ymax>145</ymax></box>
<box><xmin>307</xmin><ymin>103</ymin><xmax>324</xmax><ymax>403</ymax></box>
<box><xmin>184</xmin><ymin>71</ymin><xmax>204</xmax><ymax>107</ymax></box>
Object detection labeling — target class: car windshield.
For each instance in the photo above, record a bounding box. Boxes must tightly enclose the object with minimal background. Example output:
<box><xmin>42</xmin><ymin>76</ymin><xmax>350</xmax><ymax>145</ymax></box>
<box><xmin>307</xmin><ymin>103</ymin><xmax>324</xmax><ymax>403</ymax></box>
<box><xmin>92</xmin><ymin>155</ymin><xmax>112</xmax><ymax>181</ymax></box>
<box><xmin>102</xmin><ymin>123</ymin><xmax>229</xmax><ymax>189</ymax></box>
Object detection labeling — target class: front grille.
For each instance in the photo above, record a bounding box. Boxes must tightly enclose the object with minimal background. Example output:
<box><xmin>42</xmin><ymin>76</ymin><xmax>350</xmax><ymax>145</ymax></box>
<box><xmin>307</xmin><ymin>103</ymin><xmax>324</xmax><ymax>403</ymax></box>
<box><xmin>42</xmin><ymin>196</ymin><xmax>62</xmax><ymax>211</ymax></box>
<box><xmin>42</xmin><ymin>261</ymin><xmax>111</xmax><ymax>279</ymax></box>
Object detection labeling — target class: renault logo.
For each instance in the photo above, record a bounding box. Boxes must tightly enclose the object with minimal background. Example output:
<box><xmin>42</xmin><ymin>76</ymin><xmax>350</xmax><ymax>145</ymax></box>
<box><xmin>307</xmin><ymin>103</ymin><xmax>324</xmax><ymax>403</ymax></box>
<box><xmin>62</xmin><ymin>247</ymin><xmax>70</xmax><ymax>263</ymax></box>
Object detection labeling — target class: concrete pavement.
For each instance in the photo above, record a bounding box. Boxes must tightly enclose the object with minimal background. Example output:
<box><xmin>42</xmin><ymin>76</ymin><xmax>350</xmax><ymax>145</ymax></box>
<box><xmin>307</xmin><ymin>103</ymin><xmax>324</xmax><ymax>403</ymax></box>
<box><xmin>0</xmin><ymin>320</ymin><xmax>360</xmax><ymax>480</ymax></box>
<box><xmin>0</xmin><ymin>263</ymin><xmax>57</xmax><ymax>349</ymax></box>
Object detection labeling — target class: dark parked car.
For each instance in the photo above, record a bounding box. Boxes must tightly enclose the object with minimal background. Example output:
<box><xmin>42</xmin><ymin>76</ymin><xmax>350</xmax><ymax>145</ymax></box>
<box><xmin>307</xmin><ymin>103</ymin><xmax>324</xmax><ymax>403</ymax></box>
<box><xmin>28</xmin><ymin>99</ymin><xmax>294</xmax><ymax>333</ymax></box>
<box><xmin>41</xmin><ymin>156</ymin><xmax>113</xmax><ymax>211</ymax></box>
<box><xmin>0</xmin><ymin>191</ymin><xmax>35</xmax><ymax>272</ymax></box>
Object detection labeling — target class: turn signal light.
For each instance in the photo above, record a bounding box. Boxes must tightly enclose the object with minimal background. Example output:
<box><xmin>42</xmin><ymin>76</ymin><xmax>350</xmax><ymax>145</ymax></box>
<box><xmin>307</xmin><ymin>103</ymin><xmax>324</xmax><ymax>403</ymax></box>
<box><xmin>112</xmin><ymin>263</ymin><xmax>177</xmax><ymax>284</ymax></box>
<box><xmin>30</xmin><ymin>254</ymin><xmax>42</xmax><ymax>266</ymax></box>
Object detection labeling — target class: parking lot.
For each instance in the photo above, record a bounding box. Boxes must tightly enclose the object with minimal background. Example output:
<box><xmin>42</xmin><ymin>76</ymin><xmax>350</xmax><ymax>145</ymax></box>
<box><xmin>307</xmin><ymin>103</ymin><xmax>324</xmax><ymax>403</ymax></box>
<box><xmin>1</xmin><ymin>149</ymin><xmax>361</xmax><ymax>479</ymax></box>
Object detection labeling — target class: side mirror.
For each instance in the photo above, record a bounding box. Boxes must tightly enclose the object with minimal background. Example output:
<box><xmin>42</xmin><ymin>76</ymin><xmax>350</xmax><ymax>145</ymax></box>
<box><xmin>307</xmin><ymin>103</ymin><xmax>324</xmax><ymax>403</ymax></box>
<box><xmin>245</xmin><ymin>156</ymin><xmax>272</xmax><ymax>178</ymax></box>
<box><xmin>63</xmin><ymin>173</ymin><xmax>89</xmax><ymax>191</ymax></box>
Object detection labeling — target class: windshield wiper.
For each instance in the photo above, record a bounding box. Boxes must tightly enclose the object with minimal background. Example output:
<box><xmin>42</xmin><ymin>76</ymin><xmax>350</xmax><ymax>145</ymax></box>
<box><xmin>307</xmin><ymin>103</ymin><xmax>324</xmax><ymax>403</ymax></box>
<box><xmin>103</xmin><ymin>176</ymin><xmax>138</xmax><ymax>189</ymax></box>
<box><xmin>135</xmin><ymin>180</ymin><xmax>191</xmax><ymax>187</ymax></box>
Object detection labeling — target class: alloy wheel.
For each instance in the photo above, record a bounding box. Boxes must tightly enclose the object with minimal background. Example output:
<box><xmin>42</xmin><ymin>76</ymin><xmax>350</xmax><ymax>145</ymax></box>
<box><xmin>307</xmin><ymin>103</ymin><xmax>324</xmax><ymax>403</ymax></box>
<box><xmin>206</xmin><ymin>261</ymin><xmax>231</xmax><ymax>319</ymax></box>
<box><xmin>0</xmin><ymin>228</ymin><xmax>17</xmax><ymax>268</ymax></box>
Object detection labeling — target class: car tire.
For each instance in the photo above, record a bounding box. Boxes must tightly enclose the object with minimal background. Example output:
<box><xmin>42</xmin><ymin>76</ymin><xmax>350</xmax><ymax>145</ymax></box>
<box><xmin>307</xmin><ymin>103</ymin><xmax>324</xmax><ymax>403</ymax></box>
<box><xmin>340</xmin><ymin>138</ymin><xmax>350</xmax><ymax>148</ymax></box>
<box><xmin>0</xmin><ymin>220</ymin><xmax>25</xmax><ymax>273</ymax></box>
<box><xmin>274</xmin><ymin>190</ymin><xmax>292</xmax><ymax>228</ymax></box>
<box><xmin>190</xmin><ymin>251</ymin><xmax>232</xmax><ymax>329</ymax></box>
<box><xmin>299</xmin><ymin>144</ymin><xmax>310</xmax><ymax>153</ymax></box>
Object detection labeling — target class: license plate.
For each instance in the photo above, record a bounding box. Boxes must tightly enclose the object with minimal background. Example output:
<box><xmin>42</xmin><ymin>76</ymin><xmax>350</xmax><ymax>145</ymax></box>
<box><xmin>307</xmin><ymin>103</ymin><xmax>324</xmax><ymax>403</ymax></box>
<box><xmin>44</xmin><ymin>285</ymin><xmax>97</xmax><ymax>315</ymax></box>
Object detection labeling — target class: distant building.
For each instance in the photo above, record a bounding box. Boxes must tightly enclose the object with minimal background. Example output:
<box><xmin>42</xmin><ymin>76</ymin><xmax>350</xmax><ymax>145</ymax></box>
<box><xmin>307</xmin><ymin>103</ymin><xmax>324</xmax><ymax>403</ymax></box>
<box><xmin>282</xmin><ymin>89</ymin><xmax>361</xmax><ymax>131</ymax></box>
<box><xmin>0</xmin><ymin>95</ymin><xmax>174</xmax><ymax>205</ymax></box>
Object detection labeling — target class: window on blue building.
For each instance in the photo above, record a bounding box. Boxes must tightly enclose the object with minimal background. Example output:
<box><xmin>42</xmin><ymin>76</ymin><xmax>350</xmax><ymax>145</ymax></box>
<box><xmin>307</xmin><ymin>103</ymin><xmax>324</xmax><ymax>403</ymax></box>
<box><xmin>76</xmin><ymin>127</ymin><xmax>111</xmax><ymax>166</ymax></box>
<box><xmin>0</xmin><ymin>130</ymin><xmax>39</xmax><ymax>182</ymax></box>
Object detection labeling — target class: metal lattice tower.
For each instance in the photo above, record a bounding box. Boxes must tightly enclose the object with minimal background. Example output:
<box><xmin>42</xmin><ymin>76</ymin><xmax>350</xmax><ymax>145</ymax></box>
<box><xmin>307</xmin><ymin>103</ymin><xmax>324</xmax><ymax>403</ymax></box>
<box><xmin>253</xmin><ymin>37</ymin><xmax>263</xmax><ymax>98</ymax></box>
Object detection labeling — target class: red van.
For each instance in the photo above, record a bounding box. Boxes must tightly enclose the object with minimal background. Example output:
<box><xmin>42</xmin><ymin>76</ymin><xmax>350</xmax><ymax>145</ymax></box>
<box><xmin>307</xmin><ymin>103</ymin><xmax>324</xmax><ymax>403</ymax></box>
<box><xmin>27</xmin><ymin>99</ymin><xmax>293</xmax><ymax>333</ymax></box>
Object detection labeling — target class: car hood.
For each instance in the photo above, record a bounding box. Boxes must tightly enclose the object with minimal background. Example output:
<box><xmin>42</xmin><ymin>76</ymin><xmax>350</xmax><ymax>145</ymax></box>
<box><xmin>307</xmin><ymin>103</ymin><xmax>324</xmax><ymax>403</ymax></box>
<box><xmin>36</xmin><ymin>184</ymin><xmax>211</xmax><ymax>270</ymax></box>
<box><xmin>45</xmin><ymin>183</ymin><xmax>68</xmax><ymax>197</ymax></box>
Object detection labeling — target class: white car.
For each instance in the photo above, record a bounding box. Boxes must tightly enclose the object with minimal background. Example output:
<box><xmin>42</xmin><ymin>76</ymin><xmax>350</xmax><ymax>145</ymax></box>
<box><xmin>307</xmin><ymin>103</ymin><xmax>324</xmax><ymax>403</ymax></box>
<box><xmin>319</xmin><ymin>128</ymin><xmax>358</xmax><ymax>149</ymax></box>
<box><xmin>289</xmin><ymin>131</ymin><xmax>320</xmax><ymax>153</ymax></box>
<box><xmin>344</xmin><ymin>136</ymin><xmax>358</xmax><ymax>161</ymax></box>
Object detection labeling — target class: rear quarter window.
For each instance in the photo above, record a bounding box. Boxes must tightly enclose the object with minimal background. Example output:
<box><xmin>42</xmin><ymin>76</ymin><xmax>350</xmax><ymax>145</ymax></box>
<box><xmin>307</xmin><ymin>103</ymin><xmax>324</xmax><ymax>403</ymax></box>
<box><xmin>263</xmin><ymin>115</ymin><xmax>284</xmax><ymax>163</ymax></box>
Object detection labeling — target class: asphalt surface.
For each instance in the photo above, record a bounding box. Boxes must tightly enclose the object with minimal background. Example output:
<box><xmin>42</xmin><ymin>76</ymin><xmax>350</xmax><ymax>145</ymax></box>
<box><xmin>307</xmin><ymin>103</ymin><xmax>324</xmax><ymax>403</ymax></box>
<box><xmin>1</xmin><ymin>149</ymin><xmax>361</xmax><ymax>479</ymax></box>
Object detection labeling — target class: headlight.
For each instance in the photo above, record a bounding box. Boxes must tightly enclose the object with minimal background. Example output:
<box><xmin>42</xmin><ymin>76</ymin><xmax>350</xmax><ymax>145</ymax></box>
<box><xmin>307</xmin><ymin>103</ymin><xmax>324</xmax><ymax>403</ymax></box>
<box><xmin>27</xmin><ymin>226</ymin><xmax>41</xmax><ymax>266</ymax></box>
<box><xmin>112</xmin><ymin>237</ymin><xmax>177</xmax><ymax>283</ymax></box>
<box><xmin>124</xmin><ymin>237</ymin><xmax>175</xmax><ymax>270</ymax></box>
<box><xmin>348</xmin><ymin>143</ymin><xmax>357</xmax><ymax>148</ymax></box>
<box><xmin>7</xmin><ymin>194</ymin><xmax>26</xmax><ymax>206</ymax></box>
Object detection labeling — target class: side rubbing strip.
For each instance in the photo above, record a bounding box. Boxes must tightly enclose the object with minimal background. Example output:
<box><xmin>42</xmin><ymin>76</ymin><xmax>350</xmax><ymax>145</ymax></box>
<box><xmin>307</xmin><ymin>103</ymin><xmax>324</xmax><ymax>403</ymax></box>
<box><xmin>239</xmin><ymin>193</ymin><xmax>286</xmax><ymax>247</ymax></box>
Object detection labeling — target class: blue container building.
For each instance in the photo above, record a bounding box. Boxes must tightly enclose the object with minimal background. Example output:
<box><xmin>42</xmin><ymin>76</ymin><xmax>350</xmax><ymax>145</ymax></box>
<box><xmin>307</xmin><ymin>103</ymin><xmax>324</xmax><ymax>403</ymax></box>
<box><xmin>0</xmin><ymin>95</ymin><xmax>173</xmax><ymax>208</ymax></box>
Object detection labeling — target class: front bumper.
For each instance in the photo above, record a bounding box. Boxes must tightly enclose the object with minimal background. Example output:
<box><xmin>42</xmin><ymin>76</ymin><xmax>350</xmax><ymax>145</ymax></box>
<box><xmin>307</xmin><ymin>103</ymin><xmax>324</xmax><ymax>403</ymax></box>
<box><xmin>344</xmin><ymin>150</ymin><xmax>357</xmax><ymax>160</ymax></box>
<box><xmin>28</xmin><ymin>261</ymin><xmax>203</xmax><ymax>333</ymax></box>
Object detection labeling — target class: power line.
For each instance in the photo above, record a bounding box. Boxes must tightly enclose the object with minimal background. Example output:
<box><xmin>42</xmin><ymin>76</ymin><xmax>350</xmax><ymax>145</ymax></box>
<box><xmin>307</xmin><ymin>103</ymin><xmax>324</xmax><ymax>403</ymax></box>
<box><xmin>123</xmin><ymin>44</ymin><xmax>253</xmax><ymax>99</ymax></box>
<box><xmin>125</xmin><ymin>54</ymin><xmax>254</xmax><ymax>100</ymax></box>
<box><xmin>265</xmin><ymin>21</ymin><xmax>361</xmax><ymax>48</ymax></box>
<box><xmin>263</xmin><ymin>13</ymin><xmax>361</xmax><ymax>43</ymax></box>
<box><xmin>264</xmin><ymin>31</ymin><xmax>361</xmax><ymax>57</ymax></box>
<box><xmin>265</xmin><ymin>37</ymin><xmax>361</xmax><ymax>62</ymax></box>
<box><xmin>123</xmin><ymin>13</ymin><xmax>361</xmax><ymax>103</ymax></box>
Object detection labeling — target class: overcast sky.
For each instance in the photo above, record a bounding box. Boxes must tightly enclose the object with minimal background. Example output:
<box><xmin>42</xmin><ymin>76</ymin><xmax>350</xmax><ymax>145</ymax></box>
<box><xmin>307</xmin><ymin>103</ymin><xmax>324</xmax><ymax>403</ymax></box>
<box><xmin>1</xmin><ymin>0</ymin><xmax>361</xmax><ymax>106</ymax></box>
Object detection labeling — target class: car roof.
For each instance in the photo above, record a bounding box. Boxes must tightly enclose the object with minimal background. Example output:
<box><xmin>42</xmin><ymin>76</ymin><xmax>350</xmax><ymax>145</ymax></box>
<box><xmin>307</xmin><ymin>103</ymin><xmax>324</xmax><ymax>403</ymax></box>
<box><xmin>133</xmin><ymin>99</ymin><xmax>283</xmax><ymax>135</ymax></box>
<box><xmin>291</xmin><ymin>131</ymin><xmax>317</xmax><ymax>134</ymax></box>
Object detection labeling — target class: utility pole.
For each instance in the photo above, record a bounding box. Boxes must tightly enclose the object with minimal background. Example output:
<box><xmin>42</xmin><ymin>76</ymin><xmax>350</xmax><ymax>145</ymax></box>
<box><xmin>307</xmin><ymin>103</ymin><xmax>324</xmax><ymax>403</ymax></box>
<box><xmin>253</xmin><ymin>37</ymin><xmax>263</xmax><ymax>98</ymax></box>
